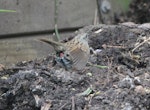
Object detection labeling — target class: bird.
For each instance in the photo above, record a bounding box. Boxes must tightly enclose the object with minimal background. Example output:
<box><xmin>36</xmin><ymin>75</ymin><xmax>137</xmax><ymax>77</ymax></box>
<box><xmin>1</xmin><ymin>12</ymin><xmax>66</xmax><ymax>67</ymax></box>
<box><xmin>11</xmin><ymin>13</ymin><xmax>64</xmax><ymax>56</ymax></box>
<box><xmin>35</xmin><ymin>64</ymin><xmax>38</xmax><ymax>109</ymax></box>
<box><xmin>39</xmin><ymin>33</ymin><xmax>90</xmax><ymax>70</ymax></box>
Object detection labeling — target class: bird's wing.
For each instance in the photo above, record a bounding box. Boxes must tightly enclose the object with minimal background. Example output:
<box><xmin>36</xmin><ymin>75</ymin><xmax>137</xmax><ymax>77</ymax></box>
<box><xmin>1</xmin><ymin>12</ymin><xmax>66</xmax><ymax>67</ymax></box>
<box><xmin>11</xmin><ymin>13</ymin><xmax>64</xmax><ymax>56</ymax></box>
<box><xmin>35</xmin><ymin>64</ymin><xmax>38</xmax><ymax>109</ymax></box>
<box><xmin>68</xmin><ymin>45</ymin><xmax>90</xmax><ymax>70</ymax></box>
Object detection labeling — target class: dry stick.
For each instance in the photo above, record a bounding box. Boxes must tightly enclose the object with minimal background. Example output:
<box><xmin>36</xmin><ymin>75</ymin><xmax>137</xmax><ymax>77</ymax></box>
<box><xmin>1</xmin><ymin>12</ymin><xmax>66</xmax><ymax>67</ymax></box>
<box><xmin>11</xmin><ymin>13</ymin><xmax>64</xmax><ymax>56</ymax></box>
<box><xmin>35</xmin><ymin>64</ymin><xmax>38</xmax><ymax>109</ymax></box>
<box><xmin>6</xmin><ymin>66</ymin><xmax>27</xmax><ymax>70</ymax></box>
<box><xmin>106</xmin><ymin>56</ymin><xmax>113</xmax><ymax>85</ymax></box>
<box><xmin>58</xmin><ymin>102</ymin><xmax>68</xmax><ymax>110</ymax></box>
<box><xmin>71</xmin><ymin>96</ymin><xmax>75</xmax><ymax>110</ymax></box>
<box><xmin>132</xmin><ymin>37</ymin><xmax>150</xmax><ymax>52</ymax></box>
<box><xmin>94</xmin><ymin>8</ymin><xmax>98</xmax><ymax>25</ymax></box>
<box><xmin>41</xmin><ymin>100</ymin><xmax>52</xmax><ymax>110</ymax></box>
<box><xmin>87</xmin><ymin>94</ymin><xmax>95</xmax><ymax>109</ymax></box>
<box><xmin>54</xmin><ymin>0</ymin><xmax>60</xmax><ymax>41</ymax></box>
<box><xmin>102</xmin><ymin>44</ymin><xmax>126</xmax><ymax>49</ymax></box>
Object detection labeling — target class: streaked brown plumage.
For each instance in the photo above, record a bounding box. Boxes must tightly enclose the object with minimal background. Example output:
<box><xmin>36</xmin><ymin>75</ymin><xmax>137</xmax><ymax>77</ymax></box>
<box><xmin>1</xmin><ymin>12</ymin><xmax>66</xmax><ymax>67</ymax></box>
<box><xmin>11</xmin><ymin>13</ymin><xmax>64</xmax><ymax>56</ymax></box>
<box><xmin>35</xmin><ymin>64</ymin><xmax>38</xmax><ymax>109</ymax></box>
<box><xmin>39</xmin><ymin>33</ymin><xmax>90</xmax><ymax>70</ymax></box>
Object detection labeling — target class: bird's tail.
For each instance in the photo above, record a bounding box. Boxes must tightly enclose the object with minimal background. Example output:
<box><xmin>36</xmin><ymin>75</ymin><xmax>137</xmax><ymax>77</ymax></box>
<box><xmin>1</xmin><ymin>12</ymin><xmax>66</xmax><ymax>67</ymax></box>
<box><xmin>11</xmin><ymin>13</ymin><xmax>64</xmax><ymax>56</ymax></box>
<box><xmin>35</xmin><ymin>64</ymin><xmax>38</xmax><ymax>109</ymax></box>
<box><xmin>39</xmin><ymin>38</ymin><xmax>66</xmax><ymax>52</ymax></box>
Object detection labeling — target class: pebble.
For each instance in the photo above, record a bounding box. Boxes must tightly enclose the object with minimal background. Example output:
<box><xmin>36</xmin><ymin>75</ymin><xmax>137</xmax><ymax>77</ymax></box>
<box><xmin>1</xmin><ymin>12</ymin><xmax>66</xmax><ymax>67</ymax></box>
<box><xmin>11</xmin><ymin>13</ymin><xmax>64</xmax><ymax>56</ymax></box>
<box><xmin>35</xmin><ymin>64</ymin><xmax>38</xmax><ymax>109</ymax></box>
<box><xmin>134</xmin><ymin>77</ymin><xmax>141</xmax><ymax>85</ymax></box>
<box><xmin>118</xmin><ymin>76</ymin><xmax>134</xmax><ymax>89</ymax></box>
<box><xmin>144</xmin><ymin>73</ymin><xmax>150</xmax><ymax>79</ymax></box>
<box><xmin>134</xmin><ymin>85</ymin><xmax>146</xmax><ymax>95</ymax></box>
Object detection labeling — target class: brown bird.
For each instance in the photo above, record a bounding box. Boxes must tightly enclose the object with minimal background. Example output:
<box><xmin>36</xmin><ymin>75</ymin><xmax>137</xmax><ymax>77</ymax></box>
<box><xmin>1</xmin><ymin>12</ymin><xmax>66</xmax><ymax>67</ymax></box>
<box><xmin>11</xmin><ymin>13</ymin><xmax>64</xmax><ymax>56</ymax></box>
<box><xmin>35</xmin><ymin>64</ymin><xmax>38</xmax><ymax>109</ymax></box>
<box><xmin>39</xmin><ymin>33</ymin><xmax>90</xmax><ymax>70</ymax></box>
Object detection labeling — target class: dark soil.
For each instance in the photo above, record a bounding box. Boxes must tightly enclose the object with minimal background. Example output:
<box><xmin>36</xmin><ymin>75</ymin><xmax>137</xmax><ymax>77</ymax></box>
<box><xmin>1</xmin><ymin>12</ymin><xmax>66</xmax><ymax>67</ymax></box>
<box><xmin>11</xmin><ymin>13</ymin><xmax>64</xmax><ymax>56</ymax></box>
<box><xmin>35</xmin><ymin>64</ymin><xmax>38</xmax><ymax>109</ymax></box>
<box><xmin>114</xmin><ymin>0</ymin><xmax>150</xmax><ymax>24</ymax></box>
<box><xmin>128</xmin><ymin>0</ymin><xmax>150</xmax><ymax>23</ymax></box>
<box><xmin>0</xmin><ymin>23</ymin><xmax>150</xmax><ymax>110</ymax></box>
<box><xmin>0</xmin><ymin>1</ymin><xmax>150</xmax><ymax>109</ymax></box>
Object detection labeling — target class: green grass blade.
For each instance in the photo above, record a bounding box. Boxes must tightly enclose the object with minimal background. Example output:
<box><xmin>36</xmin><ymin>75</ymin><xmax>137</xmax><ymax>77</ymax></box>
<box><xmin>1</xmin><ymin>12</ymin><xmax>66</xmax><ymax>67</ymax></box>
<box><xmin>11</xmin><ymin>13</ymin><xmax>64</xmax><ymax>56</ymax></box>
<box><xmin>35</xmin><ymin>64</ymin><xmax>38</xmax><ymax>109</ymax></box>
<box><xmin>0</xmin><ymin>9</ymin><xmax>16</xmax><ymax>13</ymax></box>
<box><xmin>93</xmin><ymin>64</ymin><xmax>108</xmax><ymax>69</ymax></box>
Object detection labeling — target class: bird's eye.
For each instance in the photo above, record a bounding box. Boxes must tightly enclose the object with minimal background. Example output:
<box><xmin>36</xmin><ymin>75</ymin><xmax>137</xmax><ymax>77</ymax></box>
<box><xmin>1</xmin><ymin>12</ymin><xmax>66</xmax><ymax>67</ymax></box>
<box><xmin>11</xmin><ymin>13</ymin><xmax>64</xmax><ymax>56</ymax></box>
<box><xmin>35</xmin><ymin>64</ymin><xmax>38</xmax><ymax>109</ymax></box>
<box><xmin>64</xmin><ymin>53</ymin><xmax>72</xmax><ymax>61</ymax></box>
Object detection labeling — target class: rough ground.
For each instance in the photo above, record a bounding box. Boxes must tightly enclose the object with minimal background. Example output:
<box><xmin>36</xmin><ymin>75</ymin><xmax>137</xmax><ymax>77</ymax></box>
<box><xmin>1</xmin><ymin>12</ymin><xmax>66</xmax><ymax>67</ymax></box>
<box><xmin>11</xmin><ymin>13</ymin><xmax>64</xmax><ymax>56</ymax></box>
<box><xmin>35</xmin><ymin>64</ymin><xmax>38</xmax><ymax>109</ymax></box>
<box><xmin>114</xmin><ymin>0</ymin><xmax>150</xmax><ymax>24</ymax></box>
<box><xmin>0</xmin><ymin>23</ymin><xmax>150</xmax><ymax>110</ymax></box>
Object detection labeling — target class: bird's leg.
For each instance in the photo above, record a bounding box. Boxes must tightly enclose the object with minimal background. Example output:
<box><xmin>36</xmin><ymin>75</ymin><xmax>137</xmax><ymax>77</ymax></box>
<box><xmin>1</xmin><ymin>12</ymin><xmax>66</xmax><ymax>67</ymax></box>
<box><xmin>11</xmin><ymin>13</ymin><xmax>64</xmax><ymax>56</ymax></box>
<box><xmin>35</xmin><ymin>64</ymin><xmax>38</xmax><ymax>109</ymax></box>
<box><xmin>53</xmin><ymin>51</ymin><xmax>73</xmax><ymax>70</ymax></box>
<box><xmin>52</xmin><ymin>56</ymin><xmax>57</xmax><ymax>66</ymax></box>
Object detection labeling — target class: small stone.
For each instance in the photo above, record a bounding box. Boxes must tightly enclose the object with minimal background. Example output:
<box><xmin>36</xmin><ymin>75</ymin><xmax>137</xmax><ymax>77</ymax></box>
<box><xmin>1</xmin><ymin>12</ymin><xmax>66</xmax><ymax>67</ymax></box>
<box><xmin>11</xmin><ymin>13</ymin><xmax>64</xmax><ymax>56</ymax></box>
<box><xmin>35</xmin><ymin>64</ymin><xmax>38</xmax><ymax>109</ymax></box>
<box><xmin>117</xmin><ymin>65</ymin><xmax>134</xmax><ymax>77</ymax></box>
<box><xmin>117</xmin><ymin>65</ymin><xmax>125</xmax><ymax>73</ymax></box>
<box><xmin>134</xmin><ymin>86</ymin><xmax>146</xmax><ymax>95</ymax></box>
<box><xmin>86</xmin><ymin>72</ymin><xmax>92</xmax><ymax>76</ymax></box>
<box><xmin>144</xmin><ymin>73</ymin><xmax>150</xmax><ymax>79</ymax></box>
<box><xmin>122</xmin><ymin>102</ymin><xmax>133</xmax><ymax>110</ymax></box>
<box><xmin>133</xmin><ymin>69</ymin><xmax>144</xmax><ymax>76</ymax></box>
<box><xmin>52</xmin><ymin>69</ymin><xmax>85</xmax><ymax>84</ymax></box>
<box><xmin>102</xmin><ymin>99</ymin><xmax>111</xmax><ymax>104</ymax></box>
<box><xmin>118</xmin><ymin>76</ymin><xmax>134</xmax><ymax>89</ymax></box>
<box><xmin>134</xmin><ymin>77</ymin><xmax>141</xmax><ymax>85</ymax></box>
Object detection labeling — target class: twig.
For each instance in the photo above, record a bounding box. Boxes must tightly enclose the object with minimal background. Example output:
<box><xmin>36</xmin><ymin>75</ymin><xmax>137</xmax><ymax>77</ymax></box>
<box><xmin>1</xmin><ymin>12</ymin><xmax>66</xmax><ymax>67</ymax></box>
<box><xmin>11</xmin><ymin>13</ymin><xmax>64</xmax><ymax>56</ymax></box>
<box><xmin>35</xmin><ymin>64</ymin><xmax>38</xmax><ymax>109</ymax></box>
<box><xmin>54</xmin><ymin>0</ymin><xmax>60</xmax><ymax>41</ymax></box>
<box><xmin>132</xmin><ymin>37</ymin><xmax>150</xmax><ymax>52</ymax></box>
<box><xmin>5</xmin><ymin>66</ymin><xmax>27</xmax><ymax>70</ymax></box>
<box><xmin>58</xmin><ymin>102</ymin><xmax>68</xmax><ymax>110</ymax></box>
<box><xmin>71</xmin><ymin>96</ymin><xmax>75</xmax><ymax>110</ymax></box>
<box><xmin>102</xmin><ymin>44</ymin><xmax>126</xmax><ymax>49</ymax></box>
<box><xmin>106</xmin><ymin>56</ymin><xmax>113</xmax><ymax>85</ymax></box>
<box><xmin>87</xmin><ymin>62</ymin><xmax>108</xmax><ymax>69</ymax></box>
<box><xmin>41</xmin><ymin>100</ymin><xmax>52</xmax><ymax>110</ymax></box>
<box><xmin>94</xmin><ymin>8</ymin><xmax>98</xmax><ymax>25</ymax></box>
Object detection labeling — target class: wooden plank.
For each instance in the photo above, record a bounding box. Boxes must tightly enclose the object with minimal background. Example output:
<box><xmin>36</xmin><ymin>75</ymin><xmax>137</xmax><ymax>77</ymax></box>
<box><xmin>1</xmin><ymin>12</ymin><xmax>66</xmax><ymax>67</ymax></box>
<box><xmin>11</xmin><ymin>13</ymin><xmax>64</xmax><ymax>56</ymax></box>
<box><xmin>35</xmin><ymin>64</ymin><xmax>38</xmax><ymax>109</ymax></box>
<box><xmin>0</xmin><ymin>0</ymin><xmax>97</xmax><ymax>35</ymax></box>
<box><xmin>0</xmin><ymin>33</ymin><xmax>72</xmax><ymax>66</ymax></box>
